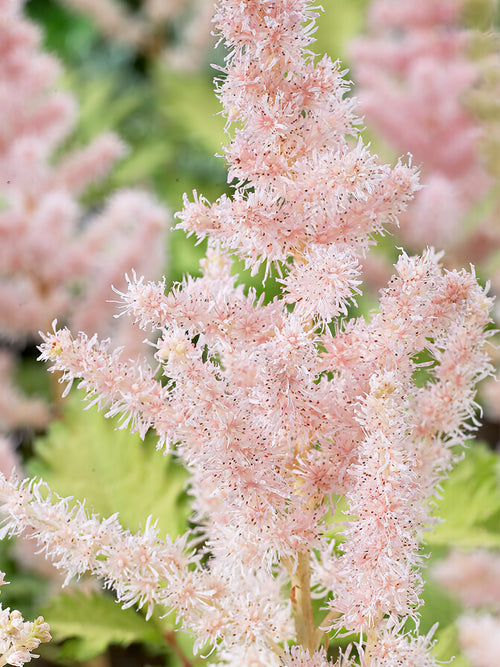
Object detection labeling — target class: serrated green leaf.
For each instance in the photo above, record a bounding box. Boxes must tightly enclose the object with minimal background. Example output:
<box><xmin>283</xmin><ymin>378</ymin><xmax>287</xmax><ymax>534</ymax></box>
<box><xmin>27</xmin><ymin>390</ymin><xmax>190</xmax><ymax>537</ymax></box>
<box><xmin>426</xmin><ymin>443</ymin><xmax>500</xmax><ymax>548</ymax></box>
<box><xmin>42</xmin><ymin>591</ymin><xmax>165</xmax><ymax>661</ymax></box>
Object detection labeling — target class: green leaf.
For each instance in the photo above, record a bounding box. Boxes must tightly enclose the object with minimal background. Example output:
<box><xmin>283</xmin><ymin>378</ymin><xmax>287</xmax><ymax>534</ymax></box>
<box><xmin>42</xmin><ymin>591</ymin><xmax>165</xmax><ymax>661</ymax></box>
<box><xmin>426</xmin><ymin>442</ymin><xmax>500</xmax><ymax>548</ymax></box>
<box><xmin>27</xmin><ymin>0</ymin><xmax>98</xmax><ymax>64</ymax></box>
<box><xmin>315</xmin><ymin>0</ymin><xmax>370</xmax><ymax>63</ymax></box>
<box><xmin>113</xmin><ymin>140</ymin><xmax>174</xmax><ymax>186</ymax></box>
<box><xmin>418</xmin><ymin>571</ymin><xmax>463</xmax><ymax>636</ymax></box>
<box><xmin>156</xmin><ymin>67</ymin><xmax>226</xmax><ymax>156</ymax></box>
<box><xmin>27</xmin><ymin>390</ymin><xmax>190</xmax><ymax>537</ymax></box>
<box><xmin>66</xmin><ymin>74</ymin><xmax>142</xmax><ymax>141</ymax></box>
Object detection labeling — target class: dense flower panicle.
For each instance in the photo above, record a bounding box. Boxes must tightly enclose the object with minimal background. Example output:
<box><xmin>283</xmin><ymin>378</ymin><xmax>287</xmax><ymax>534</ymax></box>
<box><xmin>38</xmin><ymin>325</ymin><xmax>177</xmax><ymax>444</ymax></box>
<box><xmin>2</xmin><ymin>0</ymin><xmax>494</xmax><ymax>664</ymax></box>
<box><xmin>314</xmin><ymin>250</ymin><xmax>493</xmax><ymax>631</ymax></box>
<box><xmin>456</xmin><ymin>614</ymin><xmax>500</xmax><ymax>667</ymax></box>
<box><xmin>37</xmin><ymin>248</ymin><xmax>493</xmax><ymax>661</ymax></box>
<box><xmin>433</xmin><ymin>550</ymin><xmax>500</xmax><ymax>667</ymax></box>
<box><xmin>0</xmin><ymin>475</ymin><xmax>197</xmax><ymax>615</ymax></box>
<box><xmin>177</xmin><ymin>0</ymin><xmax>419</xmax><ymax>279</ymax></box>
<box><xmin>0</xmin><ymin>0</ymin><xmax>168</xmax><ymax>349</ymax></box>
<box><xmin>434</xmin><ymin>549</ymin><xmax>500</xmax><ymax>611</ymax></box>
<box><xmin>0</xmin><ymin>474</ymin><xmax>294</xmax><ymax>656</ymax></box>
<box><xmin>351</xmin><ymin>0</ymin><xmax>495</xmax><ymax>251</ymax></box>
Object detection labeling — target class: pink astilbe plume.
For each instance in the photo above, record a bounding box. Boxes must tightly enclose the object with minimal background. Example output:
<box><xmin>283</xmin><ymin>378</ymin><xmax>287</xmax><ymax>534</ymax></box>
<box><xmin>0</xmin><ymin>351</ymin><xmax>49</xmax><ymax>436</ymax></box>
<box><xmin>456</xmin><ymin>614</ymin><xmax>500</xmax><ymax>667</ymax></box>
<box><xmin>351</xmin><ymin>0</ymin><xmax>494</xmax><ymax>251</ymax></box>
<box><xmin>0</xmin><ymin>0</ymin><xmax>168</xmax><ymax>350</ymax></box>
<box><xmin>433</xmin><ymin>550</ymin><xmax>500</xmax><ymax>667</ymax></box>
<box><xmin>0</xmin><ymin>0</ymin><xmax>494</xmax><ymax>665</ymax></box>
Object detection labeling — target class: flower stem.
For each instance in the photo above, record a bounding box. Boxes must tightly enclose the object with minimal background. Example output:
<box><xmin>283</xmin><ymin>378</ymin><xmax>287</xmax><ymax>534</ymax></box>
<box><xmin>314</xmin><ymin>608</ymin><xmax>341</xmax><ymax>649</ymax></box>
<box><xmin>164</xmin><ymin>630</ymin><xmax>195</xmax><ymax>667</ymax></box>
<box><xmin>287</xmin><ymin>551</ymin><xmax>317</xmax><ymax>653</ymax></box>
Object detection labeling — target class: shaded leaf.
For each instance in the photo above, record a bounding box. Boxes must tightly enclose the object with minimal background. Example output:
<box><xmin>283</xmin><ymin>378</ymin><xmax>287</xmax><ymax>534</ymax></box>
<box><xmin>28</xmin><ymin>390</ymin><xmax>190</xmax><ymax>537</ymax></box>
<box><xmin>427</xmin><ymin>442</ymin><xmax>500</xmax><ymax>548</ymax></box>
<box><xmin>156</xmin><ymin>67</ymin><xmax>225</xmax><ymax>156</ymax></box>
<box><xmin>42</xmin><ymin>591</ymin><xmax>165</xmax><ymax>661</ymax></box>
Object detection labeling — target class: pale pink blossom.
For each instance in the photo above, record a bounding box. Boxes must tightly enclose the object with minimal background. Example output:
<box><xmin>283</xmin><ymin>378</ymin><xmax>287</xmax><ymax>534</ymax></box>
<box><xmin>0</xmin><ymin>0</ymin><xmax>168</xmax><ymax>347</ymax></box>
<box><xmin>0</xmin><ymin>570</ymin><xmax>50</xmax><ymax>666</ymax></box>
<box><xmin>456</xmin><ymin>613</ymin><xmax>500</xmax><ymax>667</ymax></box>
<box><xmin>434</xmin><ymin>549</ymin><xmax>500</xmax><ymax>611</ymax></box>
<box><xmin>351</xmin><ymin>0</ymin><xmax>493</xmax><ymax>250</ymax></box>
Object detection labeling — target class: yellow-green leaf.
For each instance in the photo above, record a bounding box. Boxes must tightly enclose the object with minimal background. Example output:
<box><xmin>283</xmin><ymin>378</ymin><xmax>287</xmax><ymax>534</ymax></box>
<box><xmin>28</xmin><ymin>390</ymin><xmax>190</xmax><ymax>537</ymax></box>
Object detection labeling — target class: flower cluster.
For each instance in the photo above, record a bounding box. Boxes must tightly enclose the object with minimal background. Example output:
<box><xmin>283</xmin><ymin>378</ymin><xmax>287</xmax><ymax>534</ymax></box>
<box><xmin>0</xmin><ymin>0</ymin><xmax>169</xmax><ymax>439</ymax></box>
<box><xmin>0</xmin><ymin>0</ymin><xmax>494</xmax><ymax>665</ymax></box>
<box><xmin>351</xmin><ymin>0</ymin><xmax>496</xmax><ymax>252</ymax></box>
<box><xmin>433</xmin><ymin>550</ymin><xmax>500</xmax><ymax>667</ymax></box>
<box><xmin>0</xmin><ymin>0</ymin><xmax>168</xmax><ymax>346</ymax></box>
<box><xmin>0</xmin><ymin>571</ymin><xmax>50</xmax><ymax>667</ymax></box>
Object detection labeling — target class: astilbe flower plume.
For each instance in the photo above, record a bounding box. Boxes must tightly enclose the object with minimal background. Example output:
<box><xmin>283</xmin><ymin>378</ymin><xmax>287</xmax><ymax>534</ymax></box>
<box><xmin>351</xmin><ymin>0</ymin><xmax>495</xmax><ymax>252</ymax></box>
<box><xmin>351</xmin><ymin>0</ymin><xmax>500</xmax><ymax>452</ymax></box>
<box><xmin>0</xmin><ymin>0</ymin><xmax>494</xmax><ymax>665</ymax></box>
<box><xmin>433</xmin><ymin>550</ymin><xmax>500</xmax><ymax>667</ymax></box>
<box><xmin>0</xmin><ymin>0</ymin><xmax>168</xmax><ymax>348</ymax></box>
<box><xmin>0</xmin><ymin>0</ymin><xmax>168</xmax><ymax>437</ymax></box>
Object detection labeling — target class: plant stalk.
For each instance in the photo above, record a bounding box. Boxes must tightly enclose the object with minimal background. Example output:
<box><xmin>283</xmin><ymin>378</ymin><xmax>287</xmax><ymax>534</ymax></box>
<box><xmin>288</xmin><ymin>551</ymin><xmax>317</xmax><ymax>653</ymax></box>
